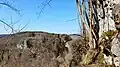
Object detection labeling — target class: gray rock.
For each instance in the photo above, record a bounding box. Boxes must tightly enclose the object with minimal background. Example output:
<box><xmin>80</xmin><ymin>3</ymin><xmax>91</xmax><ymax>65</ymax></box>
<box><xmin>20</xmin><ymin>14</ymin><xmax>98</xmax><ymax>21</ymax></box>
<box><xmin>111</xmin><ymin>37</ymin><xmax>120</xmax><ymax>57</ymax></box>
<box><xmin>0</xmin><ymin>31</ymin><xmax>89</xmax><ymax>67</ymax></box>
<box><xmin>0</xmin><ymin>31</ymin><xmax>72</xmax><ymax>67</ymax></box>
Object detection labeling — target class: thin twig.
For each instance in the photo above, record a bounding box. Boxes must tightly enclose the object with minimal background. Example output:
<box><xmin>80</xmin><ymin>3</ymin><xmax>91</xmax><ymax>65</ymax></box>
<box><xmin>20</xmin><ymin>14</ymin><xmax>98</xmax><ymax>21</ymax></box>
<box><xmin>0</xmin><ymin>19</ymin><xmax>15</xmax><ymax>32</ymax></box>
<box><xmin>0</xmin><ymin>2</ymin><xmax>20</xmax><ymax>15</ymax></box>
<box><xmin>38</xmin><ymin>0</ymin><xmax>52</xmax><ymax>19</ymax></box>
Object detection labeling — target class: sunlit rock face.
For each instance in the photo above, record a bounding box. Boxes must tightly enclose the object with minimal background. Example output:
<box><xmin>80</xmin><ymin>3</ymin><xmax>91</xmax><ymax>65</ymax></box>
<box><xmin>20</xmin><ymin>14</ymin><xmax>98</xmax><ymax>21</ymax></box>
<box><xmin>110</xmin><ymin>35</ymin><xmax>120</xmax><ymax>66</ymax></box>
<box><xmin>93</xmin><ymin>0</ymin><xmax>120</xmax><ymax>66</ymax></box>
<box><xmin>0</xmin><ymin>31</ymin><xmax>73</xmax><ymax>67</ymax></box>
<box><xmin>111</xmin><ymin>2</ymin><xmax>120</xmax><ymax>67</ymax></box>
<box><xmin>96</xmin><ymin>0</ymin><xmax>117</xmax><ymax>37</ymax></box>
<box><xmin>64</xmin><ymin>38</ymin><xmax>89</xmax><ymax>67</ymax></box>
<box><xmin>112</xmin><ymin>3</ymin><xmax>120</xmax><ymax>31</ymax></box>
<box><xmin>0</xmin><ymin>31</ymin><xmax>90</xmax><ymax>67</ymax></box>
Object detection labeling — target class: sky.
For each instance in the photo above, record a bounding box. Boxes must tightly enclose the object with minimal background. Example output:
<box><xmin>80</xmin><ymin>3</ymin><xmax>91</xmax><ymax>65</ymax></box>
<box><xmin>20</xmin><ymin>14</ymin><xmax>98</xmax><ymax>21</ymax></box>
<box><xmin>0</xmin><ymin>0</ymin><xmax>81</xmax><ymax>34</ymax></box>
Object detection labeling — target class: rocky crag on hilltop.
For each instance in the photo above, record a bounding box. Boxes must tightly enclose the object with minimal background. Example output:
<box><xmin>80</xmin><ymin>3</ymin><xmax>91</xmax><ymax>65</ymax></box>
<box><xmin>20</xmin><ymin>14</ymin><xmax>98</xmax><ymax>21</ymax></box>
<box><xmin>1</xmin><ymin>31</ymin><xmax>120</xmax><ymax>67</ymax></box>
<box><xmin>0</xmin><ymin>31</ymin><xmax>89</xmax><ymax>67</ymax></box>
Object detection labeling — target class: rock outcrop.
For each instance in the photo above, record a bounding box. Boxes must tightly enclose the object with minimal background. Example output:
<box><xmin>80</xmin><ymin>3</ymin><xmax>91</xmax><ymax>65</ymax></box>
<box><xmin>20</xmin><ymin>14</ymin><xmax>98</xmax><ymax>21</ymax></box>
<box><xmin>0</xmin><ymin>31</ymin><xmax>72</xmax><ymax>67</ymax></box>
<box><xmin>0</xmin><ymin>31</ymin><xmax>91</xmax><ymax>67</ymax></box>
<box><xmin>0</xmin><ymin>31</ymin><xmax>90</xmax><ymax>67</ymax></box>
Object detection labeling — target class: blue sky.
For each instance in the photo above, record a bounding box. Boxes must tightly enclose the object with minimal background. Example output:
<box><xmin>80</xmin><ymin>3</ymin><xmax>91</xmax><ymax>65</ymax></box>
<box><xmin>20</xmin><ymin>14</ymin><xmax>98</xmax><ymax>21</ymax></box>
<box><xmin>0</xmin><ymin>0</ymin><xmax>81</xmax><ymax>34</ymax></box>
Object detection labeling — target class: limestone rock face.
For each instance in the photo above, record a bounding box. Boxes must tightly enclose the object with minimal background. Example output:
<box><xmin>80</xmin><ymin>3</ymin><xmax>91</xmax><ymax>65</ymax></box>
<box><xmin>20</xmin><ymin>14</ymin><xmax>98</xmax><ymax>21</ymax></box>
<box><xmin>0</xmin><ymin>31</ymin><xmax>72</xmax><ymax>67</ymax></box>
<box><xmin>96</xmin><ymin>0</ymin><xmax>117</xmax><ymax>37</ymax></box>
<box><xmin>103</xmin><ymin>33</ymin><xmax>120</xmax><ymax>66</ymax></box>
<box><xmin>92</xmin><ymin>0</ymin><xmax>120</xmax><ymax>66</ymax></box>
<box><xmin>0</xmin><ymin>31</ymin><xmax>90</xmax><ymax>67</ymax></box>
<box><xmin>111</xmin><ymin>37</ymin><xmax>120</xmax><ymax>57</ymax></box>
<box><xmin>64</xmin><ymin>38</ymin><xmax>89</xmax><ymax>67</ymax></box>
<box><xmin>110</xmin><ymin>34</ymin><xmax>120</xmax><ymax>66</ymax></box>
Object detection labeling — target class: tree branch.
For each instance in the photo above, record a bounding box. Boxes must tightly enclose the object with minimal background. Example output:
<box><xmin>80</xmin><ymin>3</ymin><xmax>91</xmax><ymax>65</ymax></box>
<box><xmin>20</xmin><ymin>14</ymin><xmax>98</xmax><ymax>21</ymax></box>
<box><xmin>0</xmin><ymin>2</ymin><xmax>20</xmax><ymax>14</ymax></box>
<box><xmin>0</xmin><ymin>19</ymin><xmax>15</xmax><ymax>32</ymax></box>
<box><xmin>38</xmin><ymin>0</ymin><xmax>52</xmax><ymax>19</ymax></box>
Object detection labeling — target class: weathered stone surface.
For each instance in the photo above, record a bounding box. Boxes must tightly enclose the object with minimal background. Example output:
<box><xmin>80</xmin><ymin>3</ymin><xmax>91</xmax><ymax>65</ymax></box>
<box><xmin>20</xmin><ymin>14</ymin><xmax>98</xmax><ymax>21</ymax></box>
<box><xmin>110</xmin><ymin>34</ymin><xmax>120</xmax><ymax>66</ymax></box>
<box><xmin>103</xmin><ymin>32</ymin><xmax>120</xmax><ymax>66</ymax></box>
<box><xmin>0</xmin><ymin>31</ymin><xmax>72</xmax><ymax>67</ymax></box>
<box><xmin>97</xmin><ymin>0</ymin><xmax>116</xmax><ymax>37</ymax></box>
<box><xmin>0</xmin><ymin>31</ymin><xmax>90</xmax><ymax>67</ymax></box>
<box><xmin>111</xmin><ymin>38</ymin><xmax>120</xmax><ymax>57</ymax></box>
<box><xmin>64</xmin><ymin>38</ymin><xmax>89</xmax><ymax>67</ymax></box>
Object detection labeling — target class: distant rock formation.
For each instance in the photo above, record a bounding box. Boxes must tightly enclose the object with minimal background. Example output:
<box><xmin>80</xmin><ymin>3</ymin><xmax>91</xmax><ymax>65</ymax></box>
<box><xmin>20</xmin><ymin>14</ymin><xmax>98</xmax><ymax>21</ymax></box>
<box><xmin>0</xmin><ymin>31</ymin><xmax>89</xmax><ymax>67</ymax></box>
<box><xmin>0</xmin><ymin>31</ymin><xmax>72</xmax><ymax>67</ymax></box>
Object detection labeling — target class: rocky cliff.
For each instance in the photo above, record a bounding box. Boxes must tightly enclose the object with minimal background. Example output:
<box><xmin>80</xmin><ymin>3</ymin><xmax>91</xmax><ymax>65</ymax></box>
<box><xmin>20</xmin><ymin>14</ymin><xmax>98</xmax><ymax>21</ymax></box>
<box><xmin>0</xmin><ymin>31</ymin><xmax>89</xmax><ymax>67</ymax></box>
